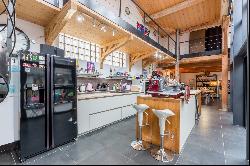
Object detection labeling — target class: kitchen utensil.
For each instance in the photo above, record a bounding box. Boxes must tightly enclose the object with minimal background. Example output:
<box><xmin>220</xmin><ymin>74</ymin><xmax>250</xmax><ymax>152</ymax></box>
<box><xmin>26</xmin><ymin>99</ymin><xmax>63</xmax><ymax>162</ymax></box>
<box><xmin>86</xmin><ymin>83</ymin><xmax>94</xmax><ymax>92</ymax></box>
<box><xmin>79</xmin><ymin>84</ymin><xmax>86</xmax><ymax>92</ymax></box>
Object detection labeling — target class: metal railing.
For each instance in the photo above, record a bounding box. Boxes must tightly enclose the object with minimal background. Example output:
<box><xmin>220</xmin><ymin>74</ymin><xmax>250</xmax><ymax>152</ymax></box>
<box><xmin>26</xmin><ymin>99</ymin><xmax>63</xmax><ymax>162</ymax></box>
<box><xmin>180</xmin><ymin>34</ymin><xmax>222</xmax><ymax>56</ymax></box>
<box><xmin>67</xmin><ymin>0</ymin><xmax>177</xmax><ymax>56</ymax></box>
<box><xmin>130</xmin><ymin>0</ymin><xmax>176</xmax><ymax>54</ymax></box>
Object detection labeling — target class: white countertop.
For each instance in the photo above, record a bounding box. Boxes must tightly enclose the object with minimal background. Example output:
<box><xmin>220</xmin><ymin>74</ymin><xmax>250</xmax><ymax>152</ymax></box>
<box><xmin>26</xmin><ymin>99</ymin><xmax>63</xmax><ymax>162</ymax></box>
<box><xmin>78</xmin><ymin>91</ymin><xmax>141</xmax><ymax>100</ymax></box>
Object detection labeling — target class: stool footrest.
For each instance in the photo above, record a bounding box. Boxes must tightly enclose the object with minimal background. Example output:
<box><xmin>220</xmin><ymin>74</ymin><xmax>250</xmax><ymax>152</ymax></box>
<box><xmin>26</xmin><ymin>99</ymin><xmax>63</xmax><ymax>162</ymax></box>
<box><xmin>131</xmin><ymin>141</ymin><xmax>150</xmax><ymax>151</ymax></box>
<box><xmin>150</xmin><ymin>147</ymin><xmax>175</xmax><ymax>163</ymax></box>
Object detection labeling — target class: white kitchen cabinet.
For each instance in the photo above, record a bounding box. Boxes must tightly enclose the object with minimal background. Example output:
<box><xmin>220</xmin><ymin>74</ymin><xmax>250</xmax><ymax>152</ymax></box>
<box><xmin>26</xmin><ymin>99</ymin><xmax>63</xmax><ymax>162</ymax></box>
<box><xmin>77</xmin><ymin>93</ymin><xmax>141</xmax><ymax>135</ymax></box>
<box><xmin>121</xmin><ymin>105</ymin><xmax>136</xmax><ymax>119</ymax></box>
<box><xmin>89</xmin><ymin>108</ymin><xmax>122</xmax><ymax>131</ymax></box>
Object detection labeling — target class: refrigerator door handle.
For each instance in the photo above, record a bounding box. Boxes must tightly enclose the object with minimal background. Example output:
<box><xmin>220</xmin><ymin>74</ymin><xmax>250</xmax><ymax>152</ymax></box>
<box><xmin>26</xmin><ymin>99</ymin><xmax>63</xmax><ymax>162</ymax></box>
<box><xmin>46</xmin><ymin>55</ymin><xmax>50</xmax><ymax>150</ymax></box>
<box><xmin>50</xmin><ymin>56</ymin><xmax>55</xmax><ymax>148</ymax></box>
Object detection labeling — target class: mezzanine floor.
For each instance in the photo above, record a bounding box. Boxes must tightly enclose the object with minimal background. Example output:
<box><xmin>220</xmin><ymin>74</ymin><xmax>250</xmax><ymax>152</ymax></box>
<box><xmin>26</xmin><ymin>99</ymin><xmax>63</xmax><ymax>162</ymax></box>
<box><xmin>0</xmin><ymin>100</ymin><xmax>248</xmax><ymax>165</ymax></box>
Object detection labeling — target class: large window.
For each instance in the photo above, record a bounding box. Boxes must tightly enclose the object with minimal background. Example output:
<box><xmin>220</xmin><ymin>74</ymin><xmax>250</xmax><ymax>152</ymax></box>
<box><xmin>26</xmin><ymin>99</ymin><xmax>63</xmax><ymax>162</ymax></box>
<box><xmin>59</xmin><ymin>33</ymin><xmax>100</xmax><ymax>63</ymax></box>
<box><xmin>104</xmin><ymin>52</ymin><xmax>126</xmax><ymax>68</ymax></box>
<box><xmin>59</xmin><ymin>33</ymin><xmax>126</xmax><ymax>68</ymax></box>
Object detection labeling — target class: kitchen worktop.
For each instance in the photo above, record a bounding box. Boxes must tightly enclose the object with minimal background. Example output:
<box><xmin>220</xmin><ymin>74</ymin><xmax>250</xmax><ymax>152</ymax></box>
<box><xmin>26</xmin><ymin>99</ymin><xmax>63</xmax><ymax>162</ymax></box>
<box><xmin>78</xmin><ymin>91</ymin><xmax>141</xmax><ymax>100</ymax></box>
<box><xmin>147</xmin><ymin>90</ymin><xmax>201</xmax><ymax>96</ymax></box>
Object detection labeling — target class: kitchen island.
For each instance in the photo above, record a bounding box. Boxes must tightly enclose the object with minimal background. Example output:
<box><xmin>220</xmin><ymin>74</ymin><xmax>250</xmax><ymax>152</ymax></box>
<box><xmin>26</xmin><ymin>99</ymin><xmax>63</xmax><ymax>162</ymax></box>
<box><xmin>77</xmin><ymin>92</ymin><xmax>142</xmax><ymax>135</ymax></box>
<box><xmin>137</xmin><ymin>90</ymin><xmax>201</xmax><ymax>154</ymax></box>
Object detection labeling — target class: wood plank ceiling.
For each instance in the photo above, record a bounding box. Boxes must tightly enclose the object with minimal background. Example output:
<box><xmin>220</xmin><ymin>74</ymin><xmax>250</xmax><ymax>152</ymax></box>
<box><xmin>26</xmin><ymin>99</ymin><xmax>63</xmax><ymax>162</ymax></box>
<box><xmin>157</xmin><ymin>55</ymin><xmax>226</xmax><ymax>73</ymax></box>
<box><xmin>134</xmin><ymin>0</ymin><xmax>227</xmax><ymax>73</ymax></box>
<box><xmin>0</xmin><ymin>0</ymin><xmax>60</xmax><ymax>27</ymax></box>
<box><xmin>134</xmin><ymin>0</ymin><xmax>222</xmax><ymax>33</ymax></box>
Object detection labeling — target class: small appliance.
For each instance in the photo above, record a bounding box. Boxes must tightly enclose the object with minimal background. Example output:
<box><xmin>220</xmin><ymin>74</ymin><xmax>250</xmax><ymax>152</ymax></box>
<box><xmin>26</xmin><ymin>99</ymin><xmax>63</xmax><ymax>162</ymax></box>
<box><xmin>86</xmin><ymin>83</ymin><xmax>94</xmax><ymax>92</ymax></box>
<box><xmin>79</xmin><ymin>84</ymin><xmax>86</xmax><ymax>92</ymax></box>
<box><xmin>148</xmin><ymin>79</ymin><xmax>159</xmax><ymax>92</ymax></box>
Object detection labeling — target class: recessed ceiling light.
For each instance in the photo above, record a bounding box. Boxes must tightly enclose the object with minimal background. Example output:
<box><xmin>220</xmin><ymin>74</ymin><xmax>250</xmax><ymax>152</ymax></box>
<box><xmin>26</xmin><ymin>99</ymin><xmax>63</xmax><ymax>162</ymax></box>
<box><xmin>101</xmin><ymin>25</ymin><xmax>106</xmax><ymax>32</ymax></box>
<box><xmin>77</xmin><ymin>15</ymin><xmax>84</xmax><ymax>23</ymax></box>
<box><xmin>93</xmin><ymin>19</ymin><xmax>96</xmax><ymax>27</ymax></box>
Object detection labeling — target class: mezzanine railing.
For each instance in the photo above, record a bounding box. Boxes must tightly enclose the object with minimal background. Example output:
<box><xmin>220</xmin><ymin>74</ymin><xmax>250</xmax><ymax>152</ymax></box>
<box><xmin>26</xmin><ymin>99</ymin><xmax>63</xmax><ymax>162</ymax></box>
<box><xmin>62</xmin><ymin>0</ymin><xmax>177</xmax><ymax>56</ymax></box>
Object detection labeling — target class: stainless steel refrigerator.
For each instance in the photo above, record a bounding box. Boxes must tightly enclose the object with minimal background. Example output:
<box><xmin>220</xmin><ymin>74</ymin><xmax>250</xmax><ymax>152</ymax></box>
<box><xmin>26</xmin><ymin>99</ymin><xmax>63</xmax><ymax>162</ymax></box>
<box><xmin>19</xmin><ymin>50</ymin><xmax>77</xmax><ymax>161</ymax></box>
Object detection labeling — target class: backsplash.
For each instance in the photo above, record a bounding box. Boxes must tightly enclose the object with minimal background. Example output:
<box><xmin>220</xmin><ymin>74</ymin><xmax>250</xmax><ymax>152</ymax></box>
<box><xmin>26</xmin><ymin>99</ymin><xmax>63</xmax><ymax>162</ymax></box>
<box><xmin>77</xmin><ymin>77</ymin><xmax>132</xmax><ymax>90</ymax></box>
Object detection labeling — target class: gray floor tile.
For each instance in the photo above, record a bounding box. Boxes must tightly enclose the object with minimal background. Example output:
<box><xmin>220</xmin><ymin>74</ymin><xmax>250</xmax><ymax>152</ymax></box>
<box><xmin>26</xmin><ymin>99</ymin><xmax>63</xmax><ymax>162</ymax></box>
<box><xmin>0</xmin><ymin>152</ymin><xmax>15</xmax><ymax>165</ymax></box>
<box><xmin>77</xmin><ymin>148</ymin><xmax>130</xmax><ymax>165</ymax></box>
<box><xmin>225</xmin><ymin>155</ymin><xmax>249</xmax><ymax>165</ymax></box>
<box><xmin>26</xmin><ymin>150</ymin><xmax>76</xmax><ymax>165</ymax></box>
<box><xmin>223</xmin><ymin>141</ymin><xmax>246</xmax><ymax>160</ymax></box>
<box><xmin>187</xmin><ymin>134</ymin><xmax>225</xmax><ymax>154</ymax></box>
<box><xmin>1</xmin><ymin>100</ymin><xmax>247</xmax><ymax>165</ymax></box>
<box><xmin>62</xmin><ymin>138</ymin><xmax>105</xmax><ymax>163</ymax></box>
<box><xmin>176</xmin><ymin>156</ymin><xmax>200</xmax><ymax>165</ymax></box>
<box><xmin>180</xmin><ymin>142</ymin><xmax>225</xmax><ymax>165</ymax></box>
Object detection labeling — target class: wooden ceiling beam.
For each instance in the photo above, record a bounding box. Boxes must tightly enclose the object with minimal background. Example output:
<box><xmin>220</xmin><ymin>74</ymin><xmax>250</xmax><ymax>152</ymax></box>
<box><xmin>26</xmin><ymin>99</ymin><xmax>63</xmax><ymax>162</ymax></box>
<box><xmin>45</xmin><ymin>0</ymin><xmax>77</xmax><ymax>45</ymax></box>
<box><xmin>180</xmin><ymin>19</ymin><xmax>221</xmax><ymax>33</ymax></box>
<box><xmin>179</xmin><ymin>55</ymin><xmax>222</xmax><ymax>64</ymax></box>
<box><xmin>151</xmin><ymin>0</ymin><xmax>206</xmax><ymax>20</ymax></box>
<box><xmin>179</xmin><ymin>67</ymin><xmax>222</xmax><ymax>73</ymax></box>
<box><xmin>141</xmin><ymin>52</ymin><xmax>175</xmax><ymax>69</ymax></box>
<box><xmin>129</xmin><ymin>51</ymin><xmax>155</xmax><ymax>71</ymax></box>
<box><xmin>100</xmin><ymin>36</ymin><xmax>133</xmax><ymax>69</ymax></box>
<box><xmin>142</xmin><ymin>58</ymin><xmax>155</xmax><ymax>69</ymax></box>
<box><xmin>161</xmin><ymin>62</ymin><xmax>222</xmax><ymax>69</ymax></box>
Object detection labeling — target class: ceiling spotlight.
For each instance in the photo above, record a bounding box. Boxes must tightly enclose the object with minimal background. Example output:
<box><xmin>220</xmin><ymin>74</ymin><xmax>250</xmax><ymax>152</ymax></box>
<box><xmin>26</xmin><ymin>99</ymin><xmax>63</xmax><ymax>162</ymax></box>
<box><xmin>77</xmin><ymin>15</ymin><xmax>85</xmax><ymax>23</ymax></box>
<box><xmin>154</xmin><ymin>51</ymin><xmax>159</xmax><ymax>58</ymax></box>
<box><xmin>101</xmin><ymin>25</ymin><xmax>106</xmax><ymax>32</ymax></box>
<box><xmin>93</xmin><ymin>19</ymin><xmax>96</xmax><ymax>27</ymax></box>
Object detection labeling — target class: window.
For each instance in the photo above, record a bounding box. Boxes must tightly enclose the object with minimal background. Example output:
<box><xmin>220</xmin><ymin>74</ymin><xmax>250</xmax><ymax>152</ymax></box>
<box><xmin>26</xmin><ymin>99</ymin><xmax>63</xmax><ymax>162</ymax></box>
<box><xmin>58</xmin><ymin>33</ymin><xmax>127</xmax><ymax>67</ymax></box>
<box><xmin>58</xmin><ymin>33</ymin><xmax>100</xmax><ymax>63</ymax></box>
<box><xmin>104</xmin><ymin>51</ymin><xmax>127</xmax><ymax>68</ymax></box>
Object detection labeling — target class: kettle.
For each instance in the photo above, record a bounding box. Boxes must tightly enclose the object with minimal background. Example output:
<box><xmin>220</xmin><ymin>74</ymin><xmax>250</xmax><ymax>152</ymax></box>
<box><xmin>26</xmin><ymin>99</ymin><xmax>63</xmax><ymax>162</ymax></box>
<box><xmin>86</xmin><ymin>83</ymin><xmax>94</xmax><ymax>92</ymax></box>
<box><xmin>79</xmin><ymin>84</ymin><xmax>86</xmax><ymax>92</ymax></box>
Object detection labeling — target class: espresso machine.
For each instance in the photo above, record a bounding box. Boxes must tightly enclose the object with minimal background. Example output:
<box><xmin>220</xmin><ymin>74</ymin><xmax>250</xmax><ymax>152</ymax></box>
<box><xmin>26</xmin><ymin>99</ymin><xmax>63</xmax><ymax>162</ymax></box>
<box><xmin>148</xmin><ymin>79</ymin><xmax>159</xmax><ymax>92</ymax></box>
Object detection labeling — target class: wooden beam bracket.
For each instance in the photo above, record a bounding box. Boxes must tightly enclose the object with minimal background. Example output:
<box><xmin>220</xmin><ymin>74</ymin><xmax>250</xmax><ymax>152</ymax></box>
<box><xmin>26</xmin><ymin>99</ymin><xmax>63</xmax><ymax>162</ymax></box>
<box><xmin>151</xmin><ymin>0</ymin><xmax>205</xmax><ymax>20</ymax></box>
<box><xmin>100</xmin><ymin>36</ymin><xmax>133</xmax><ymax>69</ymax></box>
<box><xmin>45</xmin><ymin>0</ymin><xmax>77</xmax><ymax>45</ymax></box>
<box><xmin>129</xmin><ymin>51</ymin><xmax>155</xmax><ymax>71</ymax></box>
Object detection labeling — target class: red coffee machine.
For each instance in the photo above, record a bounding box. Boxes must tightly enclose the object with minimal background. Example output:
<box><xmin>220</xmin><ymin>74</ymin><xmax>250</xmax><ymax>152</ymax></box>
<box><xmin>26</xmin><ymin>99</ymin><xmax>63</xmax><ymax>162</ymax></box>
<box><xmin>148</xmin><ymin>79</ymin><xmax>159</xmax><ymax>92</ymax></box>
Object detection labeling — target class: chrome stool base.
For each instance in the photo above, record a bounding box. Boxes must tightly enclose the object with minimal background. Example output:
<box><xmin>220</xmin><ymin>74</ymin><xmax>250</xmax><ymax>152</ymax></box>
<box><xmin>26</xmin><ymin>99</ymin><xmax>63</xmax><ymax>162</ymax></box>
<box><xmin>131</xmin><ymin>140</ymin><xmax>150</xmax><ymax>151</ymax></box>
<box><xmin>150</xmin><ymin>148</ymin><xmax>174</xmax><ymax>162</ymax></box>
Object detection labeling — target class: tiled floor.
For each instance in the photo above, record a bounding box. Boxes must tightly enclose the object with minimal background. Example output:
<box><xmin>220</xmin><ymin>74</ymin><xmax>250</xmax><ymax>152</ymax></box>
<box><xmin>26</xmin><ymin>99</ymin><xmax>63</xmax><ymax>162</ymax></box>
<box><xmin>0</xmin><ymin>101</ymin><xmax>248</xmax><ymax>165</ymax></box>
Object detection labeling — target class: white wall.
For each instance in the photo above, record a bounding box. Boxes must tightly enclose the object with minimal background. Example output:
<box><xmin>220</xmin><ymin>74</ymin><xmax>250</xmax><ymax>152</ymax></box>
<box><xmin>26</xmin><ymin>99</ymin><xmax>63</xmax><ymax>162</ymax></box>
<box><xmin>180</xmin><ymin>32</ymin><xmax>190</xmax><ymax>55</ymax></box>
<box><xmin>0</xmin><ymin>14</ymin><xmax>45</xmax><ymax>53</ymax></box>
<box><xmin>0</xmin><ymin>15</ymin><xmax>45</xmax><ymax>146</ymax></box>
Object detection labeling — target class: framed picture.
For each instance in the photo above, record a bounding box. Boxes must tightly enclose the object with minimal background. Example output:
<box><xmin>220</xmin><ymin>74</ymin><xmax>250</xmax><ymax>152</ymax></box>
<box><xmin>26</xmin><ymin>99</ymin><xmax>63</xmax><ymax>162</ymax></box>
<box><xmin>87</xmin><ymin>62</ymin><xmax>95</xmax><ymax>73</ymax></box>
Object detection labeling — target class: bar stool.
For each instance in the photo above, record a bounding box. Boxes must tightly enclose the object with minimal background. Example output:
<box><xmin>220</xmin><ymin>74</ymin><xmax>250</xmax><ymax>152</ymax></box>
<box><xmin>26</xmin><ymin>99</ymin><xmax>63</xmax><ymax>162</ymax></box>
<box><xmin>150</xmin><ymin>109</ymin><xmax>175</xmax><ymax>162</ymax></box>
<box><xmin>131</xmin><ymin>104</ymin><xmax>150</xmax><ymax>151</ymax></box>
